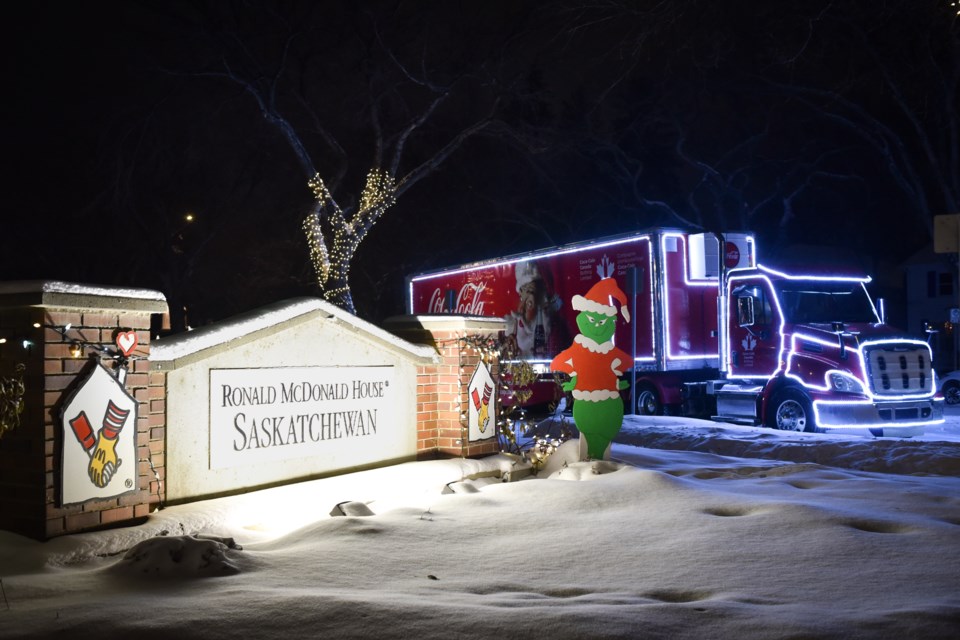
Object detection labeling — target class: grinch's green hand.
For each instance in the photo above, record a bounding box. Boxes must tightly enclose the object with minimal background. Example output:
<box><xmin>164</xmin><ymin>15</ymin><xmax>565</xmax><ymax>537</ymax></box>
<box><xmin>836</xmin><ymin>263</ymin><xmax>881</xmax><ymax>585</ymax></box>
<box><xmin>562</xmin><ymin>376</ymin><xmax>577</xmax><ymax>392</ymax></box>
<box><xmin>618</xmin><ymin>380</ymin><xmax>629</xmax><ymax>390</ymax></box>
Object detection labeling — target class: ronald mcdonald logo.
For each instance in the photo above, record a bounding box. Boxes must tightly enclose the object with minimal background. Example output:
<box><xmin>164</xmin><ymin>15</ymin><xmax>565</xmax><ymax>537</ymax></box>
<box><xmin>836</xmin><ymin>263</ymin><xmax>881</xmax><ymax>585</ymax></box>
<box><xmin>60</xmin><ymin>361</ymin><xmax>138</xmax><ymax>505</ymax></box>
<box><xmin>467</xmin><ymin>362</ymin><xmax>496</xmax><ymax>442</ymax></box>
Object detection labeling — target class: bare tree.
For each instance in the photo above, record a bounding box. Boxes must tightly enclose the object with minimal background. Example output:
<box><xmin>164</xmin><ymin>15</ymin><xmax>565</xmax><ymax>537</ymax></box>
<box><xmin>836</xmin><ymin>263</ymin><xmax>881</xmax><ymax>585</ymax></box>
<box><xmin>173</xmin><ymin>2</ymin><xmax>527</xmax><ymax>314</ymax></box>
<box><xmin>553</xmin><ymin>0</ymin><xmax>958</xmax><ymax>254</ymax></box>
<box><xmin>766</xmin><ymin>0</ymin><xmax>959</xmax><ymax>236</ymax></box>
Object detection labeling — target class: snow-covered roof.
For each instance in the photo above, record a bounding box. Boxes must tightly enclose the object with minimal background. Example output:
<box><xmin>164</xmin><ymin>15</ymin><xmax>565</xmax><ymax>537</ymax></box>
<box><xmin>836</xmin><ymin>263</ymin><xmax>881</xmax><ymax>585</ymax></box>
<box><xmin>150</xmin><ymin>297</ymin><xmax>438</xmax><ymax>366</ymax></box>
<box><xmin>0</xmin><ymin>280</ymin><xmax>167</xmax><ymax>300</ymax></box>
<box><xmin>0</xmin><ymin>280</ymin><xmax>167</xmax><ymax>312</ymax></box>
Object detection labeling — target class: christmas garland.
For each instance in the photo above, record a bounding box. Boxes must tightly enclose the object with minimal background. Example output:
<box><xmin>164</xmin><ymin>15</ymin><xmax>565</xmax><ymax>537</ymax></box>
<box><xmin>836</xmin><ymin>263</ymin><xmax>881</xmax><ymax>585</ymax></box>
<box><xmin>457</xmin><ymin>334</ymin><xmax>571</xmax><ymax>470</ymax></box>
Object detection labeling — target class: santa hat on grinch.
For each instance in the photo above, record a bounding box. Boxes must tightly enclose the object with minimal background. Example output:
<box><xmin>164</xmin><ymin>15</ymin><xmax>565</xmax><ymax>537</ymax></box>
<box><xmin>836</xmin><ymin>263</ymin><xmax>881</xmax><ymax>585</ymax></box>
<box><xmin>572</xmin><ymin>277</ymin><xmax>631</xmax><ymax>323</ymax></box>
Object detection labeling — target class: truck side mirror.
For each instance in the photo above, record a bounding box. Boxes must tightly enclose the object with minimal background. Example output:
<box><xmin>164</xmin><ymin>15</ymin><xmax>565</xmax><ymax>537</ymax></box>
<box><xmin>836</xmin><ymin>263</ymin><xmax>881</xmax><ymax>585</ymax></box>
<box><xmin>737</xmin><ymin>296</ymin><xmax>755</xmax><ymax>327</ymax></box>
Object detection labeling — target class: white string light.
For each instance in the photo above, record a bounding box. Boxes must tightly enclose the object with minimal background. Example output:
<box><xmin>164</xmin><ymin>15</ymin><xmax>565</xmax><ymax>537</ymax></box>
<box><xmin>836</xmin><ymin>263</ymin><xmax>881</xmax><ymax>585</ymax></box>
<box><xmin>450</xmin><ymin>334</ymin><xmax>570</xmax><ymax>469</ymax></box>
<box><xmin>303</xmin><ymin>170</ymin><xmax>396</xmax><ymax>310</ymax></box>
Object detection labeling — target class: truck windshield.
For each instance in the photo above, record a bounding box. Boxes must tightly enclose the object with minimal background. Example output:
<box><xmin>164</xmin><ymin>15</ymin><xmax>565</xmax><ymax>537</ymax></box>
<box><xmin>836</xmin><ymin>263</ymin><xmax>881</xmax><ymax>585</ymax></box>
<box><xmin>774</xmin><ymin>280</ymin><xmax>878</xmax><ymax>324</ymax></box>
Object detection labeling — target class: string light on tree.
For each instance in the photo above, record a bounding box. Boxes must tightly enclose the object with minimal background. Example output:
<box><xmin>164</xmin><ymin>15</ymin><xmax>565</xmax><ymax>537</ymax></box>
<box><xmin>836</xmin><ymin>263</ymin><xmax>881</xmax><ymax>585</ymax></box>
<box><xmin>303</xmin><ymin>169</ymin><xmax>396</xmax><ymax>313</ymax></box>
<box><xmin>304</xmin><ymin>174</ymin><xmax>335</xmax><ymax>288</ymax></box>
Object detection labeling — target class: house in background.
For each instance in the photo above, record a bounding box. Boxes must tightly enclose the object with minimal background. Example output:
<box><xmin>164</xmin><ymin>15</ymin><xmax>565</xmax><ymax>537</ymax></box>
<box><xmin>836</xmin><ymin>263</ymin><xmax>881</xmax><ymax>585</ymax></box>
<box><xmin>903</xmin><ymin>245</ymin><xmax>959</xmax><ymax>373</ymax></box>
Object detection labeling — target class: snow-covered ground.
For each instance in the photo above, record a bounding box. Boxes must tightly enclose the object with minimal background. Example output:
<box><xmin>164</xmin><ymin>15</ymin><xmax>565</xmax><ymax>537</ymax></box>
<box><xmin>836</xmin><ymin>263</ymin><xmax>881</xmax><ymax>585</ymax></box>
<box><xmin>2</xmin><ymin>409</ymin><xmax>959</xmax><ymax>639</ymax></box>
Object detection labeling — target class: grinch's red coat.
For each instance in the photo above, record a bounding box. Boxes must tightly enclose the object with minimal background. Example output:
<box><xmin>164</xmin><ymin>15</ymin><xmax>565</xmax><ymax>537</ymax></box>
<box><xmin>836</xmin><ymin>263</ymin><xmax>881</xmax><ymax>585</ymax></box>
<box><xmin>550</xmin><ymin>335</ymin><xmax>631</xmax><ymax>401</ymax></box>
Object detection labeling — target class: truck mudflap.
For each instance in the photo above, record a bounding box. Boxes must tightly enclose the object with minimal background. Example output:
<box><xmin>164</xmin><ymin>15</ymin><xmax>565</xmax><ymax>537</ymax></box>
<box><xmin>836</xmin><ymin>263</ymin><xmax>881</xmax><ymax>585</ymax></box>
<box><xmin>812</xmin><ymin>396</ymin><xmax>944</xmax><ymax>437</ymax></box>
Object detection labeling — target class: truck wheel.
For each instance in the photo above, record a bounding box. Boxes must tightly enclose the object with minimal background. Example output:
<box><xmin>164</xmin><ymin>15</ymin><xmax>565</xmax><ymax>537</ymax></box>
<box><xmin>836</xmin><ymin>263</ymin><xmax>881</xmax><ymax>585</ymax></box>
<box><xmin>942</xmin><ymin>380</ymin><xmax>960</xmax><ymax>405</ymax></box>
<box><xmin>768</xmin><ymin>388</ymin><xmax>817</xmax><ymax>433</ymax></box>
<box><xmin>635</xmin><ymin>384</ymin><xmax>663</xmax><ymax>416</ymax></box>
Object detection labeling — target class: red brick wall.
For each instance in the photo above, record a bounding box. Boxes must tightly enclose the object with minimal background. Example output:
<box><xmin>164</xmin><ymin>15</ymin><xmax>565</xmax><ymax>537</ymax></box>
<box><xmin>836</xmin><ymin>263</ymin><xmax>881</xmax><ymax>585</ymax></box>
<box><xmin>0</xmin><ymin>304</ymin><xmax>164</xmax><ymax>540</ymax></box>
<box><xmin>43</xmin><ymin>309</ymin><xmax>162</xmax><ymax>537</ymax></box>
<box><xmin>401</xmin><ymin>319</ymin><xmax>502</xmax><ymax>460</ymax></box>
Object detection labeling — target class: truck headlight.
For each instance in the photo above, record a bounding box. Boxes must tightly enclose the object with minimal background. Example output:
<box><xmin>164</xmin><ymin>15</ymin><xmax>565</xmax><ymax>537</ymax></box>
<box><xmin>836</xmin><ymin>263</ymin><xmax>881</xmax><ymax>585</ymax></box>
<box><xmin>829</xmin><ymin>372</ymin><xmax>865</xmax><ymax>394</ymax></box>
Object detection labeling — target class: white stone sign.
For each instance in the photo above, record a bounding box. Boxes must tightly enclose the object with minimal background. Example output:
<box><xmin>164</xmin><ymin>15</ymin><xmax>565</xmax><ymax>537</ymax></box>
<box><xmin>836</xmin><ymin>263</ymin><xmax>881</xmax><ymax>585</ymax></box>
<box><xmin>209</xmin><ymin>366</ymin><xmax>395</xmax><ymax>469</ymax></box>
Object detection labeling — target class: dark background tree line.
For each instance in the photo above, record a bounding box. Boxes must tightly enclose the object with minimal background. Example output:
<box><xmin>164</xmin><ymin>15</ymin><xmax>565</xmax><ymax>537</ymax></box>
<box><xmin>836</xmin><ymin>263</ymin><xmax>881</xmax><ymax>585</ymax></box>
<box><xmin>4</xmin><ymin>0</ymin><xmax>957</xmax><ymax>332</ymax></box>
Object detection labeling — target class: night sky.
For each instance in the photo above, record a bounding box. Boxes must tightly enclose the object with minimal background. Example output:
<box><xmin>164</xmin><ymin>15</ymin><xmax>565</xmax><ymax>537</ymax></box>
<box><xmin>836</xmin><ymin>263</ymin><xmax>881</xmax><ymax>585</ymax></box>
<box><xmin>4</xmin><ymin>1</ymin><xmax>958</xmax><ymax>328</ymax></box>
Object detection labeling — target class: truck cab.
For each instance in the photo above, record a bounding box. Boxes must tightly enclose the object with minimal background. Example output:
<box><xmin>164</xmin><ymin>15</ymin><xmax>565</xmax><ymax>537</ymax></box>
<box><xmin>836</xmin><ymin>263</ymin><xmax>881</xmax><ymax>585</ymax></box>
<box><xmin>715</xmin><ymin>265</ymin><xmax>943</xmax><ymax>436</ymax></box>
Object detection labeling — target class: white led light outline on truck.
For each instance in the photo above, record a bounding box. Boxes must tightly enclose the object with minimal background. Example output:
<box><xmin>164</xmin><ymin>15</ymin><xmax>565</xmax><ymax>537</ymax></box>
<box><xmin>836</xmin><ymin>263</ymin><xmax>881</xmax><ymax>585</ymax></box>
<box><xmin>408</xmin><ymin>235</ymin><xmax>647</xmax><ymax>284</ymax></box>
<box><xmin>723</xmin><ymin>268</ymin><xmax>907</xmax><ymax>387</ymax></box>
<box><xmin>408</xmin><ymin>233</ymin><xmax>662</xmax><ymax>365</ymax></box>
<box><xmin>812</xmin><ymin>399</ymin><xmax>945</xmax><ymax>430</ymax></box>
<box><xmin>723</xmin><ymin>272</ymin><xmax>787</xmax><ymax>380</ymax></box>
<box><xmin>660</xmin><ymin>232</ymin><xmax>747</xmax><ymax>363</ymax></box>
<box><xmin>784</xmin><ymin>335</ymin><xmax>937</xmax><ymax>401</ymax></box>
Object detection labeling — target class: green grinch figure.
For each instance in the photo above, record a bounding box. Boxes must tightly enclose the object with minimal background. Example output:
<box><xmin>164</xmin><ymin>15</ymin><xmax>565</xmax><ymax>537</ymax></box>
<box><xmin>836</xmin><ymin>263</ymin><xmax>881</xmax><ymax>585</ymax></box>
<box><xmin>550</xmin><ymin>278</ymin><xmax>631</xmax><ymax>460</ymax></box>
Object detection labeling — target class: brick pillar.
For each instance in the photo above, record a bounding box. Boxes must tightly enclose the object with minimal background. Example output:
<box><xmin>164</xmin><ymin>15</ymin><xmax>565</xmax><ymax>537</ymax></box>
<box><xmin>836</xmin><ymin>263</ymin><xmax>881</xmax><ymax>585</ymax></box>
<box><xmin>0</xmin><ymin>282</ymin><xmax>167</xmax><ymax>540</ymax></box>
<box><xmin>385</xmin><ymin>315</ymin><xmax>505</xmax><ymax>459</ymax></box>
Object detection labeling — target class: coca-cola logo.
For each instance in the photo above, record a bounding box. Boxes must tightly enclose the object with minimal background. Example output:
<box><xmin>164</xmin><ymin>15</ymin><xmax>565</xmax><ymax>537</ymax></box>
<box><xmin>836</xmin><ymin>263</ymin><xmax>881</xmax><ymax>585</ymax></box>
<box><xmin>427</xmin><ymin>282</ymin><xmax>487</xmax><ymax>315</ymax></box>
<box><xmin>724</xmin><ymin>242</ymin><xmax>741</xmax><ymax>268</ymax></box>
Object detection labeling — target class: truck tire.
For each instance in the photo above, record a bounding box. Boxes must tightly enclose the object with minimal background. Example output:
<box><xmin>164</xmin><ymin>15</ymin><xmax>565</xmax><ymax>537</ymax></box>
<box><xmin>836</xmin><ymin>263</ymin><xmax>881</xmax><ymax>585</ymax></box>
<box><xmin>635</xmin><ymin>384</ymin><xmax>663</xmax><ymax>416</ymax></box>
<box><xmin>767</xmin><ymin>388</ymin><xmax>817</xmax><ymax>433</ymax></box>
<box><xmin>942</xmin><ymin>380</ymin><xmax>960</xmax><ymax>405</ymax></box>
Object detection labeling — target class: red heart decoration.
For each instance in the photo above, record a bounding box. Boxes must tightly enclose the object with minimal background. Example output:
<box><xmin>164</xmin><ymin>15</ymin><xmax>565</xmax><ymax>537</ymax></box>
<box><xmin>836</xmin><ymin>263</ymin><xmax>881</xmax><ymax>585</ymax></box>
<box><xmin>116</xmin><ymin>331</ymin><xmax>138</xmax><ymax>356</ymax></box>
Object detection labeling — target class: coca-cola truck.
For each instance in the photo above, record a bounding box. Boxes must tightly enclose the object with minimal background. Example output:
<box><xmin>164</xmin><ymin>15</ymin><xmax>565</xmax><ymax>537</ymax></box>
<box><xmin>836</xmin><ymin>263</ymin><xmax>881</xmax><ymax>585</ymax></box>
<box><xmin>406</xmin><ymin>229</ymin><xmax>943</xmax><ymax>436</ymax></box>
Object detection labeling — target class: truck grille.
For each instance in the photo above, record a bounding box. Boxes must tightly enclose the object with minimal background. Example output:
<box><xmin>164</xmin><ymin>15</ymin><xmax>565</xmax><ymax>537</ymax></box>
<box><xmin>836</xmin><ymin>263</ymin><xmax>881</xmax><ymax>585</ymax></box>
<box><xmin>863</xmin><ymin>344</ymin><xmax>933</xmax><ymax>396</ymax></box>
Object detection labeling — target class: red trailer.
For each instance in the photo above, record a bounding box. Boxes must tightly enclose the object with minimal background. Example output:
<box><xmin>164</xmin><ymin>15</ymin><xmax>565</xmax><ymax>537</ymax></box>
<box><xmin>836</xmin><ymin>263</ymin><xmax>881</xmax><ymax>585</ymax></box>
<box><xmin>407</xmin><ymin>229</ymin><xmax>942</xmax><ymax>436</ymax></box>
